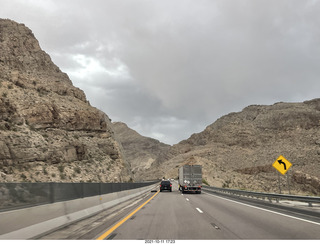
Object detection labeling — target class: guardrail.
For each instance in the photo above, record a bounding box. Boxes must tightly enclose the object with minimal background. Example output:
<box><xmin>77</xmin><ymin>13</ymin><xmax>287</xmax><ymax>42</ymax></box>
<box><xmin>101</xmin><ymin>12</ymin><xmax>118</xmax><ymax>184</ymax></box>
<box><xmin>202</xmin><ymin>185</ymin><xmax>320</xmax><ymax>207</ymax></box>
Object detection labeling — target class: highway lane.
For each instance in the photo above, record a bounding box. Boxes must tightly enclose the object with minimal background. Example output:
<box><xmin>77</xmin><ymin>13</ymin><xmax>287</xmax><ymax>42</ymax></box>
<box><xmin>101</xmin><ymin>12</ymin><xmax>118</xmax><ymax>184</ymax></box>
<box><xmin>38</xmin><ymin>190</ymin><xmax>159</xmax><ymax>240</ymax></box>
<box><xmin>97</xmin><ymin>182</ymin><xmax>226</xmax><ymax>240</ymax></box>
<box><xmin>186</xmin><ymin>190</ymin><xmax>320</xmax><ymax>239</ymax></box>
<box><xmin>39</xmin><ymin>181</ymin><xmax>320</xmax><ymax>240</ymax></box>
<box><xmin>96</xmin><ymin>181</ymin><xmax>320</xmax><ymax>240</ymax></box>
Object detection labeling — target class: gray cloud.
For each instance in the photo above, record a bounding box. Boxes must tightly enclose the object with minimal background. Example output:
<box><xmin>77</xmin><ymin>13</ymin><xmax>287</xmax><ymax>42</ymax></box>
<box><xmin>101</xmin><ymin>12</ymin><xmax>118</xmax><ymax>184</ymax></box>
<box><xmin>1</xmin><ymin>0</ymin><xmax>320</xmax><ymax>144</ymax></box>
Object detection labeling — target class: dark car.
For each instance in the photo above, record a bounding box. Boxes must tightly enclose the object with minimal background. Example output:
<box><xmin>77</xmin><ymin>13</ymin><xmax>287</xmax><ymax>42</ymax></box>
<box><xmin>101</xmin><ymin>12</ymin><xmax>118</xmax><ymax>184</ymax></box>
<box><xmin>160</xmin><ymin>180</ymin><xmax>172</xmax><ymax>192</ymax></box>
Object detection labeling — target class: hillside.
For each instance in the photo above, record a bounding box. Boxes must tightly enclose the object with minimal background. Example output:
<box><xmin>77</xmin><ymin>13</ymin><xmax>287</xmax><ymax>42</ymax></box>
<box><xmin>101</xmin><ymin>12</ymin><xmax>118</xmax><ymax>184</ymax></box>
<box><xmin>0</xmin><ymin>19</ymin><xmax>131</xmax><ymax>182</ymax></box>
<box><xmin>123</xmin><ymin>100</ymin><xmax>320</xmax><ymax>195</ymax></box>
<box><xmin>112</xmin><ymin>122</ymin><xmax>171</xmax><ymax>181</ymax></box>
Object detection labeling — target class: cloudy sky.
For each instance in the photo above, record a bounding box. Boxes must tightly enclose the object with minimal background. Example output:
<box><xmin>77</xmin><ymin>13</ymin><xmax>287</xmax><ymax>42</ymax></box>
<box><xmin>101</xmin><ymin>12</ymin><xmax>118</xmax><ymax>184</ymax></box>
<box><xmin>1</xmin><ymin>0</ymin><xmax>320</xmax><ymax>145</ymax></box>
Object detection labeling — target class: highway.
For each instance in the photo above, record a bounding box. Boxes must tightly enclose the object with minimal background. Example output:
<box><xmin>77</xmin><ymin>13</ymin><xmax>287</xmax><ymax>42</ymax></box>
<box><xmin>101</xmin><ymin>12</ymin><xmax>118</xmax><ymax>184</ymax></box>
<box><xmin>39</xmin><ymin>181</ymin><xmax>320</xmax><ymax>240</ymax></box>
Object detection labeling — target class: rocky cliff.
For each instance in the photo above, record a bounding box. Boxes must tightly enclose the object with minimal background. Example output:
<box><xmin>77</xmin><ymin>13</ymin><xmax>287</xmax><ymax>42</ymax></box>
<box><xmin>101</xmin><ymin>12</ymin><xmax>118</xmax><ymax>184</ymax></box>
<box><xmin>124</xmin><ymin>99</ymin><xmax>320</xmax><ymax>195</ymax></box>
<box><xmin>172</xmin><ymin>99</ymin><xmax>320</xmax><ymax>195</ymax></box>
<box><xmin>0</xmin><ymin>19</ymin><xmax>131</xmax><ymax>182</ymax></box>
<box><xmin>112</xmin><ymin>122</ymin><xmax>171</xmax><ymax>181</ymax></box>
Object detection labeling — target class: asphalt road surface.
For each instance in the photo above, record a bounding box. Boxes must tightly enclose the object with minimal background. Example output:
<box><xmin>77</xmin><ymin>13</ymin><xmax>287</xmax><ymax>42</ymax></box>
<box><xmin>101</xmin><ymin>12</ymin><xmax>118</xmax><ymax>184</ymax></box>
<box><xmin>39</xmin><ymin>181</ymin><xmax>320</xmax><ymax>240</ymax></box>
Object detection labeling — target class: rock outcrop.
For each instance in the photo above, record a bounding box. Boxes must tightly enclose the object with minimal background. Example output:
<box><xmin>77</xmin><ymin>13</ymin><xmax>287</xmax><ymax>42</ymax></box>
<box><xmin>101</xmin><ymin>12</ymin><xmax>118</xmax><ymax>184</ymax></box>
<box><xmin>122</xmin><ymin>99</ymin><xmax>320</xmax><ymax>195</ymax></box>
<box><xmin>112</xmin><ymin>122</ymin><xmax>171</xmax><ymax>181</ymax></box>
<box><xmin>0</xmin><ymin>19</ymin><xmax>132</xmax><ymax>182</ymax></box>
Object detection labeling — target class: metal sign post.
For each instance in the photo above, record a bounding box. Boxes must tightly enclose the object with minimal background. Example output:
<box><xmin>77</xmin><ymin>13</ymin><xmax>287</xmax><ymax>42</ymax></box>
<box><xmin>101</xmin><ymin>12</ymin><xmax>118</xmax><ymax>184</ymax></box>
<box><xmin>277</xmin><ymin>171</ymin><xmax>282</xmax><ymax>194</ymax></box>
<box><xmin>287</xmin><ymin>166</ymin><xmax>291</xmax><ymax>194</ymax></box>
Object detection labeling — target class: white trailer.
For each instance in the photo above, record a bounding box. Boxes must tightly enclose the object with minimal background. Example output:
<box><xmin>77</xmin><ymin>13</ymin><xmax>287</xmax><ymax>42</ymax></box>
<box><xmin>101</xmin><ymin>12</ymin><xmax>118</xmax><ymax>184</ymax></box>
<box><xmin>178</xmin><ymin>165</ymin><xmax>202</xmax><ymax>194</ymax></box>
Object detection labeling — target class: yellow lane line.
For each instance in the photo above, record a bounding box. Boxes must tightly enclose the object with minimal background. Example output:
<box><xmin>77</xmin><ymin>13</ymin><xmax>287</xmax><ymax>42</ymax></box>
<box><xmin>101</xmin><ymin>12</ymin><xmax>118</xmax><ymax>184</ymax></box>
<box><xmin>96</xmin><ymin>190</ymin><xmax>160</xmax><ymax>240</ymax></box>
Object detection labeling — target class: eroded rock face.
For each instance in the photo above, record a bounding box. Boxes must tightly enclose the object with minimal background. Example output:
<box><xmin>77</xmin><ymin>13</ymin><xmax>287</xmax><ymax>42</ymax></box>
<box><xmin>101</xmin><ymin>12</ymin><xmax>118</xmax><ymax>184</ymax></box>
<box><xmin>119</xmin><ymin>98</ymin><xmax>320</xmax><ymax>195</ymax></box>
<box><xmin>0</xmin><ymin>19</ymin><xmax>131</xmax><ymax>182</ymax></box>
<box><xmin>168</xmin><ymin>99</ymin><xmax>320</xmax><ymax>195</ymax></box>
<box><xmin>112</xmin><ymin>122</ymin><xmax>171</xmax><ymax>181</ymax></box>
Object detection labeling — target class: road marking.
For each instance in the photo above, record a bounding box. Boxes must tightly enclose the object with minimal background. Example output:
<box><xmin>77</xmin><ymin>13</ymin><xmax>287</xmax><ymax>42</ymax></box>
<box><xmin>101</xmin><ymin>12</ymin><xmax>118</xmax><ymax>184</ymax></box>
<box><xmin>107</xmin><ymin>233</ymin><xmax>117</xmax><ymax>240</ymax></box>
<box><xmin>196</xmin><ymin>208</ymin><xmax>203</xmax><ymax>213</ymax></box>
<box><xmin>204</xmin><ymin>192</ymin><xmax>320</xmax><ymax>226</ymax></box>
<box><xmin>186</xmin><ymin>198</ymin><xmax>189</xmax><ymax>201</ymax></box>
<box><xmin>211</xmin><ymin>223</ymin><xmax>220</xmax><ymax>230</ymax></box>
<box><xmin>96</xmin><ymin>190</ymin><xmax>160</xmax><ymax>240</ymax></box>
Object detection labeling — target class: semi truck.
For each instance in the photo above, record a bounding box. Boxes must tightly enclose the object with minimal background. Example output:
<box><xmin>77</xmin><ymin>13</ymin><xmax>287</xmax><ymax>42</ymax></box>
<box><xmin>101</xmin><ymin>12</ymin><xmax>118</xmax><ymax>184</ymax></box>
<box><xmin>178</xmin><ymin>164</ymin><xmax>202</xmax><ymax>194</ymax></box>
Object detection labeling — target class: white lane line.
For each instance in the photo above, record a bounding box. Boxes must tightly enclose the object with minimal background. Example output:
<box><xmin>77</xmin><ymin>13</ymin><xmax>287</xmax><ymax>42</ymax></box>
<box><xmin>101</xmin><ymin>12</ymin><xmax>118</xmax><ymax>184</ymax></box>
<box><xmin>196</xmin><ymin>208</ymin><xmax>203</xmax><ymax>213</ymax></box>
<box><xmin>204</xmin><ymin>192</ymin><xmax>320</xmax><ymax>226</ymax></box>
<box><xmin>186</xmin><ymin>198</ymin><xmax>189</xmax><ymax>201</ymax></box>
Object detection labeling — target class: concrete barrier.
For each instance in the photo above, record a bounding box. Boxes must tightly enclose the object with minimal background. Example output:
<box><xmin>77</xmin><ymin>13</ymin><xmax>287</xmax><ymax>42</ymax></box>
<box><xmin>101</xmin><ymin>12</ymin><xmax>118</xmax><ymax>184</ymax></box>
<box><xmin>0</xmin><ymin>183</ymin><xmax>158</xmax><ymax>239</ymax></box>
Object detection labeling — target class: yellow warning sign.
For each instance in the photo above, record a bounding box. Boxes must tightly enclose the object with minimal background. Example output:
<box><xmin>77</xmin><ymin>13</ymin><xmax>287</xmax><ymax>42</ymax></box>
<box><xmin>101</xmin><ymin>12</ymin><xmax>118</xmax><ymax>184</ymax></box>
<box><xmin>272</xmin><ymin>155</ymin><xmax>292</xmax><ymax>175</ymax></box>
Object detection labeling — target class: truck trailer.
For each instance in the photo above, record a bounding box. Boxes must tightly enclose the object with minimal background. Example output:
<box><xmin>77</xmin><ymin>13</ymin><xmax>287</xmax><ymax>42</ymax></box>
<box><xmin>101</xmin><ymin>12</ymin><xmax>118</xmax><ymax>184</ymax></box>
<box><xmin>178</xmin><ymin>164</ymin><xmax>202</xmax><ymax>194</ymax></box>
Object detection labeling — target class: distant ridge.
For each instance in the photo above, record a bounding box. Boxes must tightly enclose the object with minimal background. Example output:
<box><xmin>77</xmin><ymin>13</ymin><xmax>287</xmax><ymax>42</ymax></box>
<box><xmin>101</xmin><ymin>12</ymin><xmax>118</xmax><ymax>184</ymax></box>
<box><xmin>118</xmin><ymin>99</ymin><xmax>320</xmax><ymax>195</ymax></box>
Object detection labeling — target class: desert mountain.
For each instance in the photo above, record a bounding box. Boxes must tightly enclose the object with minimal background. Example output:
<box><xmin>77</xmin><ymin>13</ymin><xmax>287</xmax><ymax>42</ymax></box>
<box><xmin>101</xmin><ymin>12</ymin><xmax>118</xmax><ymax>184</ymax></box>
<box><xmin>1</xmin><ymin>19</ymin><xmax>319</xmax><ymax>196</ymax></box>
<box><xmin>0</xmin><ymin>19</ymin><xmax>131</xmax><ymax>182</ymax></box>
<box><xmin>120</xmin><ymin>100</ymin><xmax>320</xmax><ymax>195</ymax></box>
<box><xmin>112</xmin><ymin>122</ymin><xmax>171</xmax><ymax>181</ymax></box>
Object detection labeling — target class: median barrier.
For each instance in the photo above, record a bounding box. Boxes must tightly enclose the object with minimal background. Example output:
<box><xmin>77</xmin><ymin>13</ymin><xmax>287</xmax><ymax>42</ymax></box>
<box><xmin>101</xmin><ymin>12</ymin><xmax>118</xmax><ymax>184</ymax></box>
<box><xmin>0</xmin><ymin>182</ymin><xmax>159</xmax><ymax>239</ymax></box>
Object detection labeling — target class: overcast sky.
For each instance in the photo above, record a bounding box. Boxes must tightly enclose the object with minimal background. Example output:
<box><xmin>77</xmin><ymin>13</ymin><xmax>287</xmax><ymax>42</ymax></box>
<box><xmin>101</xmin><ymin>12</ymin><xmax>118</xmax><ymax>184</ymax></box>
<box><xmin>1</xmin><ymin>0</ymin><xmax>320</xmax><ymax>145</ymax></box>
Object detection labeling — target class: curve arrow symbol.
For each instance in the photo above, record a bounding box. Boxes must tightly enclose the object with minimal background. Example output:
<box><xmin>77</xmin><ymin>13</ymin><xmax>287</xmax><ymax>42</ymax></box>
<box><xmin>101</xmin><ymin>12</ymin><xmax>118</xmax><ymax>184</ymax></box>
<box><xmin>278</xmin><ymin>159</ymin><xmax>287</xmax><ymax>170</ymax></box>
